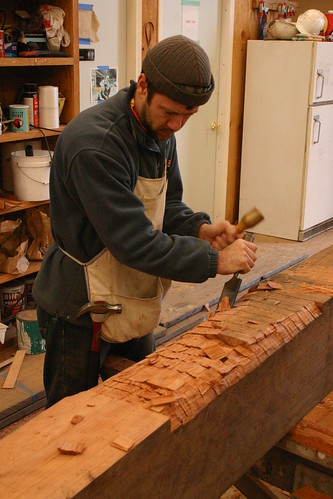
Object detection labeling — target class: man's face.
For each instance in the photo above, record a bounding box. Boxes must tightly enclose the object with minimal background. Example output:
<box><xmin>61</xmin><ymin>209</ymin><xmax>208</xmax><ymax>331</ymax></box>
<box><xmin>141</xmin><ymin>91</ymin><xmax>199</xmax><ymax>141</ymax></box>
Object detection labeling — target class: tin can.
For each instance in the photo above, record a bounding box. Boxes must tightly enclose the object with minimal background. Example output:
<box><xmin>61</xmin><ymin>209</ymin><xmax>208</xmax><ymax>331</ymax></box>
<box><xmin>0</xmin><ymin>30</ymin><xmax>4</xmax><ymax>58</ymax></box>
<box><xmin>1</xmin><ymin>281</ymin><xmax>26</xmax><ymax>319</ymax></box>
<box><xmin>9</xmin><ymin>104</ymin><xmax>29</xmax><ymax>133</ymax></box>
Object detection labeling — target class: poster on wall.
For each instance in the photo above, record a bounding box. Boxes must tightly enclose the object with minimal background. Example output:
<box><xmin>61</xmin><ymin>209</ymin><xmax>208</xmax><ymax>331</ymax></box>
<box><xmin>181</xmin><ymin>0</ymin><xmax>200</xmax><ymax>42</ymax></box>
<box><xmin>90</xmin><ymin>67</ymin><xmax>118</xmax><ymax>103</ymax></box>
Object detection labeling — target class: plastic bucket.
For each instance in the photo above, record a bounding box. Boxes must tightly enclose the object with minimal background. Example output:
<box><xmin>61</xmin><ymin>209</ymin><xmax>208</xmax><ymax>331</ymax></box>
<box><xmin>11</xmin><ymin>150</ymin><xmax>52</xmax><ymax>201</ymax></box>
<box><xmin>16</xmin><ymin>309</ymin><xmax>45</xmax><ymax>354</ymax></box>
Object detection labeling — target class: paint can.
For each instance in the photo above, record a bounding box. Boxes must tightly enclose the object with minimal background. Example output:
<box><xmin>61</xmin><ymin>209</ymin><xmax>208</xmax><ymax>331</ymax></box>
<box><xmin>9</xmin><ymin>104</ymin><xmax>29</xmax><ymax>133</ymax></box>
<box><xmin>0</xmin><ymin>30</ymin><xmax>4</xmax><ymax>58</ymax></box>
<box><xmin>16</xmin><ymin>309</ymin><xmax>45</xmax><ymax>354</ymax></box>
<box><xmin>1</xmin><ymin>281</ymin><xmax>26</xmax><ymax>319</ymax></box>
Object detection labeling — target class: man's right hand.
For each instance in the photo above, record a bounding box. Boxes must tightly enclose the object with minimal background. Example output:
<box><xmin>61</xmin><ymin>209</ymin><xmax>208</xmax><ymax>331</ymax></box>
<box><xmin>217</xmin><ymin>238</ymin><xmax>257</xmax><ymax>275</ymax></box>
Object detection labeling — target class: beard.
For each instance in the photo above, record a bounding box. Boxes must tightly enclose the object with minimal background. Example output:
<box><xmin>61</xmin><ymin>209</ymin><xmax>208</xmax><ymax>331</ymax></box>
<box><xmin>140</xmin><ymin>101</ymin><xmax>173</xmax><ymax>141</ymax></box>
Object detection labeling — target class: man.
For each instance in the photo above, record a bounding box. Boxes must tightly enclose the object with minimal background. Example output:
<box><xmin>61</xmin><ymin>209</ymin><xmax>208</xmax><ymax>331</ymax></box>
<box><xmin>33</xmin><ymin>35</ymin><xmax>257</xmax><ymax>407</ymax></box>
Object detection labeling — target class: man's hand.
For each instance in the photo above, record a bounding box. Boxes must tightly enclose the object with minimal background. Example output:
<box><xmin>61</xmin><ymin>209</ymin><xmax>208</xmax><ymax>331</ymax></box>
<box><xmin>217</xmin><ymin>239</ymin><xmax>257</xmax><ymax>275</ymax></box>
<box><xmin>198</xmin><ymin>221</ymin><xmax>242</xmax><ymax>250</ymax></box>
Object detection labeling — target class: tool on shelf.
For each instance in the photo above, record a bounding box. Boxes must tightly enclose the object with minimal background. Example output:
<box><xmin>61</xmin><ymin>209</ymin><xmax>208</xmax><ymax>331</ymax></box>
<box><xmin>215</xmin><ymin>207</ymin><xmax>264</xmax><ymax>312</ymax></box>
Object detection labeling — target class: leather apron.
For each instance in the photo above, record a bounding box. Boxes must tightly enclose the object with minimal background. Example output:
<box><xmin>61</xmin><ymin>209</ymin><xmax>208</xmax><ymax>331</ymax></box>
<box><xmin>61</xmin><ymin>168</ymin><xmax>171</xmax><ymax>343</ymax></box>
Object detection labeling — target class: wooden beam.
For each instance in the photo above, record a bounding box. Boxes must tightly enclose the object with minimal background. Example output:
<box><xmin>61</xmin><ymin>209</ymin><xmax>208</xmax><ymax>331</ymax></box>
<box><xmin>235</xmin><ymin>473</ymin><xmax>279</xmax><ymax>498</ymax></box>
<box><xmin>142</xmin><ymin>0</ymin><xmax>158</xmax><ymax>59</ymax></box>
<box><xmin>226</xmin><ymin>0</ymin><xmax>258</xmax><ymax>222</ymax></box>
<box><xmin>0</xmin><ymin>247</ymin><xmax>332</xmax><ymax>497</ymax></box>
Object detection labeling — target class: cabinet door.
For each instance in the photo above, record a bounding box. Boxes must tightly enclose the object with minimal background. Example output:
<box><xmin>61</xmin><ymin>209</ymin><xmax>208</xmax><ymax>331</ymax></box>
<box><xmin>301</xmin><ymin>104</ymin><xmax>333</xmax><ymax>231</ymax></box>
<box><xmin>309</xmin><ymin>43</ymin><xmax>333</xmax><ymax>104</ymax></box>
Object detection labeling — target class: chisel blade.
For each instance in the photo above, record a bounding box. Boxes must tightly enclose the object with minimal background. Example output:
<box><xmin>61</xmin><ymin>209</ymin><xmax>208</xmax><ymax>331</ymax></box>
<box><xmin>216</xmin><ymin>273</ymin><xmax>242</xmax><ymax>311</ymax></box>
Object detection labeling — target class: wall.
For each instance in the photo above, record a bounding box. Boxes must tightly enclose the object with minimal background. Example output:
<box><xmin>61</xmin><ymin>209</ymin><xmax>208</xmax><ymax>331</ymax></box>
<box><xmin>79</xmin><ymin>0</ymin><xmax>127</xmax><ymax>111</ymax></box>
<box><xmin>297</xmin><ymin>1</ymin><xmax>333</xmax><ymax>15</ymax></box>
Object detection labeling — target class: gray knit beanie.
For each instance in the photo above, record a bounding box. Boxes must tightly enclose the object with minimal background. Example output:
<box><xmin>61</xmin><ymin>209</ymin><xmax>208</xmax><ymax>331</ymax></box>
<box><xmin>142</xmin><ymin>35</ymin><xmax>215</xmax><ymax>107</ymax></box>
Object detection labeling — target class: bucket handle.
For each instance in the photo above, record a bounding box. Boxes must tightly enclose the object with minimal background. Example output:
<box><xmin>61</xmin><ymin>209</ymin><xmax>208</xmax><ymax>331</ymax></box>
<box><xmin>15</xmin><ymin>166</ymin><xmax>49</xmax><ymax>186</ymax></box>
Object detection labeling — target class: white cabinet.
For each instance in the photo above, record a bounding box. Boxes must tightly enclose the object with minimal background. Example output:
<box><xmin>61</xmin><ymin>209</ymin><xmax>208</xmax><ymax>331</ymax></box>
<box><xmin>239</xmin><ymin>40</ymin><xmax>333</xmax><ymax>241</ymax></box>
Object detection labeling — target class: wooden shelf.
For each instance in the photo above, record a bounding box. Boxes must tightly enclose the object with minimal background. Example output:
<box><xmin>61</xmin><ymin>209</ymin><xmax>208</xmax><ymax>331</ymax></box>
<box><xmin>0</xmin><ymin>261</ymin><xmax>41</xmax><ymax>285</ymax></box>
<box><xmin>0</xmin><ymin>200</ymin><xmax>49</xmax><ymax>217</ymax></box>
<box><xmin>0</xmin><ymin>126</ymin><xmax>65</xmax><ymax>144</ymax></box>
<box><xmin>252</xmin><ymin>0</ymin><xmax>298</xmax><ymax>10</ymax></box>
<box><xmin>0</xmin><ymin>57</ymin><xmax>74</xmax><ymax>68</ymax></box>
<box><xmin>0</xmin><ymin>0</ymin><xmax>79</xmax><ymax>287</ymax></box>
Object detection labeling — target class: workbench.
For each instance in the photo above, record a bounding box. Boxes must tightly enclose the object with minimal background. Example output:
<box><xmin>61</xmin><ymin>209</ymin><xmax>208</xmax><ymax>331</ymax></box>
<box><xmin>0</xmin><ymin>244</ymin><xmax>331</xmax><ymax>497</ymax></box>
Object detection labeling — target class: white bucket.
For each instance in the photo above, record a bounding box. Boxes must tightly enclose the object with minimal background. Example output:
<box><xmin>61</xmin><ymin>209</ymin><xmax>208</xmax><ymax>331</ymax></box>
<box><xmin>11</xmin><ymin>150</ymin><xmax>52</xmax><ymax>201</ymax></box>
<box><xmin>16</xmin><ymin>309</ymin><xmax>45</xmax><ymax>355</ymax></box>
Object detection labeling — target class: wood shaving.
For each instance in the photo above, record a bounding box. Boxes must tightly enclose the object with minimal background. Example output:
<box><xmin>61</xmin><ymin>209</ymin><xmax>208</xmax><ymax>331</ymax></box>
<box><xmin>57</xmin><ymin>441</ymin><xmax>86</xmax><ymax>455</ymax></box>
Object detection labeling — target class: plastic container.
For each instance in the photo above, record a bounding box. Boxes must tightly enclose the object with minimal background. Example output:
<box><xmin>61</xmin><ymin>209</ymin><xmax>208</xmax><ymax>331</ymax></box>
<box><xmin>11</xmin><ymin>150</ymin><xmax>52</xmax><ymax>201</ymax></box>
<box><xmin>16</xmin><ymin>309</ymin><xmax>45</xmax><ymax>354</ymax></box>
<box><xmin>23</xmin><ymin>83</ymin><xmax>39</xmax><ymax>128</ymax></box>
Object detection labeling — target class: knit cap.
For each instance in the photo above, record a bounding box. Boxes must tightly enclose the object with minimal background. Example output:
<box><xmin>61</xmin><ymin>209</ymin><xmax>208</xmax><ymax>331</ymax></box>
<box><xmin>142</xmin><ymin>35</ymin><xmax>215</xmax><ymax>107</ymax></box>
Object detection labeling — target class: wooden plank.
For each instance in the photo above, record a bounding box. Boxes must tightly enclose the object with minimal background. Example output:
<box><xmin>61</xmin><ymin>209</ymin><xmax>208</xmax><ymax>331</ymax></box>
<box><xmin>292</xmin><ymin>463</ymin><xmax>333</xmax><ymax>498</ymax></box>
<box><xmin>0</xmin><ymin>246</ymin><xmax>332</xmax><ymax>497</ymax></box>
<box><xmin>226</xmin><ymin>0</ymin><xmax>258</xmax><ymax>221</ymax></box>
<box><xmin>2</xmin><ymin>351</ymin><xmax>25</xmax><ymax>389</ymax></box>
<box><xmin>0</xmin><ymin>358</ymin><xmax>14</xmax><ymax>370</ymax></box>
<box><xmin>235</xmin><ymin>473</ymin><xmax>279</xmax><ymax>498</ymax></box>
<box><xmin>142</xmin><ymin>0</ymin><xmax>158</xmax><ymax>59</ymax></box>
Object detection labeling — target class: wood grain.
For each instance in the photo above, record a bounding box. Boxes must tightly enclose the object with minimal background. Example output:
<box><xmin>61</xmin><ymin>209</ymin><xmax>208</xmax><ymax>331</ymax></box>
<box><xmin>0</xmin><ymin>246</ymin><xmax>332</xmax><ymax>497</ymax></box>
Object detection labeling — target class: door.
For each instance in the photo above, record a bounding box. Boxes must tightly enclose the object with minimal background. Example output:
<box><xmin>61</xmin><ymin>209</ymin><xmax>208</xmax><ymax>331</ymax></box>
<box><xmin>160</xmin><ymin>0</ymin><xmax>228</xmax><ymax>220</ymax></box>
<box><xmin>301</xmin><ymin>104</ymin><xmax>333</xmax><ymax>231</ymax></box>
<box><xmin>309</xmin><ymin>42</ymin><xmax>333</xmax><ymax>105</ymax></box>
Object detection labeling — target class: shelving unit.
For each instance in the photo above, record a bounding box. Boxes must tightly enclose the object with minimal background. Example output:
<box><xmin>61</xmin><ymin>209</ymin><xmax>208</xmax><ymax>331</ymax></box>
<box><xmin>0</xmin><ymin>0</ymin><xmax>79</xmax><ymax>287</ymax></box>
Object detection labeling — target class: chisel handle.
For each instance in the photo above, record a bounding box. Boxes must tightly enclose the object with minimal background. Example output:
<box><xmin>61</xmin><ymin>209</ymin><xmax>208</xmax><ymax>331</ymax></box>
<box><xmin>234</xmin><ymin>232</ymin><xmax>254</xmax><ymax>278</ymax></box>
<box><xmin>235</xmin><ymin>207</ymin><xmax>264</xmax><ymax>234</ymax></box>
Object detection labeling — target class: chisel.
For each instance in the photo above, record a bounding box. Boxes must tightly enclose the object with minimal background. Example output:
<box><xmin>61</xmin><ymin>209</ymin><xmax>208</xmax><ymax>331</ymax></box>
<box><xmin>215</xmin><ymin>207</ymin><xmax>264</xmax><ymax>312</ymax></box>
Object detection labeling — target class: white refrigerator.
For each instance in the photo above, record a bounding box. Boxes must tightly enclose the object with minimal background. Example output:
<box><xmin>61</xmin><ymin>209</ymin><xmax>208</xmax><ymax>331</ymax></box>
<box><xmin>239</xmin><ymin>40</ymin><xmax>333</xmax><ymax>241</ymax></box>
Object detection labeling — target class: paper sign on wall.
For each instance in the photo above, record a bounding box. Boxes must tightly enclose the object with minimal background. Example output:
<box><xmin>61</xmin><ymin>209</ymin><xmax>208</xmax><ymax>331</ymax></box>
<box><xmin>181</xmin><ymin>0</ymin><xmax>200</xmax><ymax>42</ymax></box>
<box><xmin>79</xmin><ymin>3</ymin><xmax>100</xmax><ymax>44</ymax></box>
<box><xmin>90</xmin><ymin>67</ymin><xmax>118</xmax><ymax>103</ymax></box>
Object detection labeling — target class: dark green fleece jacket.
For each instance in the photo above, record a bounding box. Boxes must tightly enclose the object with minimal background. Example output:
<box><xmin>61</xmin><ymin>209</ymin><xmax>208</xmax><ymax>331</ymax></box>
<box><xmin>33</xmin><ymin>82</ymin><xmax>218</xmax><ymax>326</ymax></box>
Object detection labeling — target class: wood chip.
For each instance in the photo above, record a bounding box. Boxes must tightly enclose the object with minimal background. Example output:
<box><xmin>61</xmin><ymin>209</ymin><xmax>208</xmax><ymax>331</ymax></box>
<box><xmin>150</xmin><ymin>394</ymin><xmax>181</xmax><ymax>406</ymax></box>
<box><xmin>257</xmin><ymin>280</ymin><xmax>283</xmax><ymax>291</ymax></box>
<box><xmin>71</xmin><ymin>415</ymin><xmax>84</xmax><ymax>425</ymax></box>
<box><xmin>217</xmin><ymin>296</ymin><xmax>231</xmax><ymax>312</ymax></box>
<box><xmin>57</xmin><ymin>441</ymin><xmax>86</xmax><ymax>455</ymax></box>
<box><xmin>111</xmin><ymin>435</ymin><xmax>135</xmax><ymax>452</ymax></box>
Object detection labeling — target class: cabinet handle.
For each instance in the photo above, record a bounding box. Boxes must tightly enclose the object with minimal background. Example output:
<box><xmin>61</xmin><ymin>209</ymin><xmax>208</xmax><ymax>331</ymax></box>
<box><xmin>313</xmin><ymin>115</ymin><xmax>321</xmax><ymax>144</ymax></box>
<box><xmin>316</xmin><ymin>69</ymin><xmax>325</xmax><ymax>99</ymax></box>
